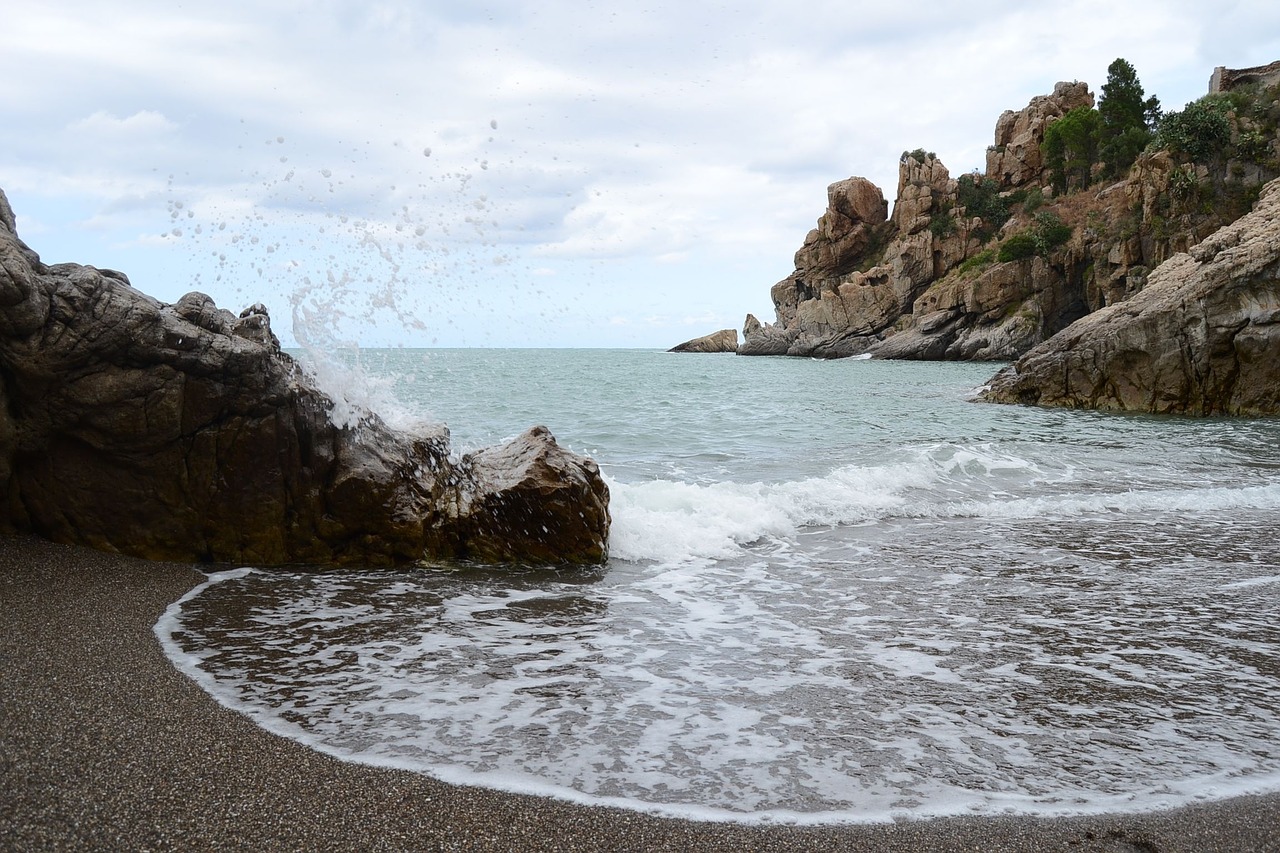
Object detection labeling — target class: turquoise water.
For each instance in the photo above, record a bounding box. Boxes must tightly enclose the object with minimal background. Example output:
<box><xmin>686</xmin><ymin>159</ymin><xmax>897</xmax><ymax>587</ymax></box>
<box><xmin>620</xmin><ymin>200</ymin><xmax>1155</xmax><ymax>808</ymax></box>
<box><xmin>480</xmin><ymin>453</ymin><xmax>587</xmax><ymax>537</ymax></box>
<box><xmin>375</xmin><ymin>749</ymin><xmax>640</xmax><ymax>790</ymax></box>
<box><xmin>159</xmin><ymin>349</ymin><xmax>1280</xmax><ymax>823</ymax></box>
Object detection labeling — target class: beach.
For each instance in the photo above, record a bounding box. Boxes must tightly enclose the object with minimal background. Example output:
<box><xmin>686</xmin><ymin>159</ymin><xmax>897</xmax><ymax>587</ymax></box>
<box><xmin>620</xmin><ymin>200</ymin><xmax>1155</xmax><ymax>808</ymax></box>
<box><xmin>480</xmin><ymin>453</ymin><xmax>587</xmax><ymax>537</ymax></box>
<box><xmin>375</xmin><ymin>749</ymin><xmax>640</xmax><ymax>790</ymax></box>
<box><xmin>2</xmin><ymin>534</ymin><xmax>1278</xmax><ymax>852</ymax></box>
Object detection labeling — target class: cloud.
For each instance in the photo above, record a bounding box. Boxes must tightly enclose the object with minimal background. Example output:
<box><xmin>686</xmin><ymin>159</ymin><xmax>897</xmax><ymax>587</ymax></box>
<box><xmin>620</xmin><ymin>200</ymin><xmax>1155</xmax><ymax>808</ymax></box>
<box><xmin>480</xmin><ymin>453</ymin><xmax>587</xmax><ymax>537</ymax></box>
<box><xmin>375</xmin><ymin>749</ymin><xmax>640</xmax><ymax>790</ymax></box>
<box><xmin>69</xmin><ymin>109</ymin><xmax>178</xmax><ymax>136</ymax></box>
<box><xmin>1</xmin><ymin>0</ymin><xmax>1276</xmax><ymax>347</ymax></box>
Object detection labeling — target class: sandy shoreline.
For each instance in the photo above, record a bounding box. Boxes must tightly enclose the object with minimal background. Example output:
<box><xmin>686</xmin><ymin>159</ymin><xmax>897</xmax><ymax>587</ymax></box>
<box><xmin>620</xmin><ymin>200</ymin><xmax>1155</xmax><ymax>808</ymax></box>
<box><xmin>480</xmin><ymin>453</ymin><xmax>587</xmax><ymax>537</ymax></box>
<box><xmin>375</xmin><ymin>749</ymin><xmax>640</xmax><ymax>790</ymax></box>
<box><xmin>2</xmin><ymin>534</ymin><xmax>1278</xmax><ymax>852</ymax></box>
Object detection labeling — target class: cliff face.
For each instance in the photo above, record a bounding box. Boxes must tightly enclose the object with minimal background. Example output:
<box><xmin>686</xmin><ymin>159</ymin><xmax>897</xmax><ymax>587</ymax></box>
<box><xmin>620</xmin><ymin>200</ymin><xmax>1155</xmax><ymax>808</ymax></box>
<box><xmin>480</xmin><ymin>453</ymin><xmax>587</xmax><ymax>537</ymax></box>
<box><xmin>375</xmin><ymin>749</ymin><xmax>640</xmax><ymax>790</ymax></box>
<box><xmin>0</xmin><ymin>188</ymin><xmax>610</xmax><ymax>567</ymax></box>
<box><xmin>980</xmin><ymin>176</ymin><xmax>1280</xmax><ymax>415</ymax></box>
<box><xmin>742</xmin><ymin>73</ymin><xmax>1280</xmax><ymax>362</ymax></box>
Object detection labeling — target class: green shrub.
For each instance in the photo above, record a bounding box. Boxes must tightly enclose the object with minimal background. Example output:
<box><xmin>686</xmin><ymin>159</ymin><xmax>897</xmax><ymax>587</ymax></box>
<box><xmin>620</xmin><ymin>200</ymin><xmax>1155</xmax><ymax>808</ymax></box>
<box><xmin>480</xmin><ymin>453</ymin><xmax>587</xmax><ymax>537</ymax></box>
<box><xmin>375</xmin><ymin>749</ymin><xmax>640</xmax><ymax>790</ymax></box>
<box><xmin>901</xmin><ymin>148</ymin><xmax>936</xmax><ymax>164</ymax></box>
<box><xmin>1236</xmin><ymin>128</ymin><xmax>1272</xmax><ymax>163</ymax></box>
<box><xmin>1032</xmin><ymin>211</ymin><xmax>1072</xmax><ymax>253</ymax></box>
<box><xmin>958</xmin><ymin>248</ymin><xmax>996</xmax><ymax>275</ymax></box>
<box><xmin>956</xmin><ymin>173</ymin><xmax>1010</xmax><ymax>242</ymax></box>
<box><xmin>997</xmin><ymin>213</ymin><xmax>1073</xmax><ymax>262</ymax></box>
<box><xmin>928</xmin><ymin>210</ymin><xmax>955</xmax><ymax>238</ymax></box>
<box><xmin>998</xmin><ymin>233</ymin><xmax>1037</xmax><ymax>261</ymax></box>
<box><xmin>1168</xmin><ymin>165</ymin><xmax>1200</xmax><ymax>202</ymax></box>
<box><xmin>1154</xmin><ymin>97</ymin><xmax>1232</xmax><ymax>160</ymax></box>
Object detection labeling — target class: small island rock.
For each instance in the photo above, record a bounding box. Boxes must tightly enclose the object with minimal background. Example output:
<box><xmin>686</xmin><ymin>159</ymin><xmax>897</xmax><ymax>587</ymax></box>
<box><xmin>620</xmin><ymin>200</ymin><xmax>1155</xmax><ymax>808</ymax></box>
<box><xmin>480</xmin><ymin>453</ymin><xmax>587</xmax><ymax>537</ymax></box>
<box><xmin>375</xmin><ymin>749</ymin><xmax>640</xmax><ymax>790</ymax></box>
<box><xmin>669</xmin><ymin>329</ymin><xmax>738</xmax><ymax>353</ymax></box>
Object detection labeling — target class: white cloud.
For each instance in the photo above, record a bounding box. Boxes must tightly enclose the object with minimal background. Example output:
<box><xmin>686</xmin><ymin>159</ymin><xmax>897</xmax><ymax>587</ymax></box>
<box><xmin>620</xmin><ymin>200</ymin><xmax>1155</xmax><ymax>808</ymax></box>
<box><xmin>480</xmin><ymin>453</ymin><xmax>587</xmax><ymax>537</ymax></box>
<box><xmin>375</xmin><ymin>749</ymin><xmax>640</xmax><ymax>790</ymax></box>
<box><xmin>69</xmin><ymin>110</ymin><xmax>178</xmax><ymax>136</ymax></box>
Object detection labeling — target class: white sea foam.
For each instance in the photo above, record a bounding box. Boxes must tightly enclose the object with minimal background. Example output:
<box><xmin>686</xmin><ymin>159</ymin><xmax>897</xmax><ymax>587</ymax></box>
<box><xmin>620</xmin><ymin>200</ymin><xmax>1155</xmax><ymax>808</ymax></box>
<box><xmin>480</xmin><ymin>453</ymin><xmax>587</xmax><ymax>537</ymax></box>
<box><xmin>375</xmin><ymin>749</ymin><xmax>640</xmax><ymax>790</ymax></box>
<box><xmin>606</xmin><ymin>444</ymin><xmax>1280</xmax><ymax>565</ymax></box>
<box><xmin>159</xmin><ymin>510</ymin><xmax>1280</xmax><ymax>824</ymax></box>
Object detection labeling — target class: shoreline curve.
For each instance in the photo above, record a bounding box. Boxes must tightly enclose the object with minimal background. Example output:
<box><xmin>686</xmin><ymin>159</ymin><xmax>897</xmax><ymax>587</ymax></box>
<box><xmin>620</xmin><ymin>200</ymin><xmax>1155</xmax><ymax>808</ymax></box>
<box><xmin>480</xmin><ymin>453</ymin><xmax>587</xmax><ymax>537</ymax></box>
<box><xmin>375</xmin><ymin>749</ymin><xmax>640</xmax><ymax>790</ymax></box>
<box><xmin>3</xmin><ymin>534</ymin><xmax>1279</xmax><ymax>852</ymax></box>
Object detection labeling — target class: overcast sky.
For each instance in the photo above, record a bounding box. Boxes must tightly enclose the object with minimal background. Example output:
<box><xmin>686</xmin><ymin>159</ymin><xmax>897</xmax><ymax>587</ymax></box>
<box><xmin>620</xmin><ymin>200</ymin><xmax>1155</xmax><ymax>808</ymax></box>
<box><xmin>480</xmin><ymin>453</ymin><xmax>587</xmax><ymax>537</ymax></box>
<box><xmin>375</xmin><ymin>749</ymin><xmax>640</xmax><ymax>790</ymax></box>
<box><xmin>3</xmin><ymin>1</ymin><xmax>1278</xmax><ymax>349</ymax></box>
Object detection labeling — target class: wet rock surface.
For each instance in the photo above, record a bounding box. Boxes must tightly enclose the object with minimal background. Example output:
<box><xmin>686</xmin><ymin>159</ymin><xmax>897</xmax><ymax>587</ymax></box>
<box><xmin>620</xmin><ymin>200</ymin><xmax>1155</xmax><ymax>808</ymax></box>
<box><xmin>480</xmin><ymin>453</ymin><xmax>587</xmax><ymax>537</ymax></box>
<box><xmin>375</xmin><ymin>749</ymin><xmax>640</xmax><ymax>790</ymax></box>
<box><xmin>0</xmin><ymin>188</ymin><xmax>609</xmax><ymax>566</ymax></box>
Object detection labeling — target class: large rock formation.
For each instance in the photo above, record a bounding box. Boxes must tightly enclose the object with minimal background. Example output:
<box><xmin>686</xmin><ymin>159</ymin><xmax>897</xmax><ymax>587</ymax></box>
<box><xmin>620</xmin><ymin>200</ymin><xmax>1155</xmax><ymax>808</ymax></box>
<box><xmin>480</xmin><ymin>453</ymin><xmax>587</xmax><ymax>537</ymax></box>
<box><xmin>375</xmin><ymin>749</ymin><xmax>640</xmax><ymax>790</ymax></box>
<box><xmin>986</xmin><ymin>81</ymin><xmax>1093</xmax><ymax>189</ymax></box>
<box><xmin>669</xmin><ymin>328</ymin><xmax>738</xmax><ymax>353</ymax></box>
<box><xmin>740</xmin><ymin>72</ymin><xmax>1280</xmax><ymax>363</ymax></box>
<box><xmin>0</xmin><ymin>188</ymin><xmax>609</xmax><ymax>566</ymax></box>
<box><xmin>739</xmin><ymin>85</ymin><xmax>1094</xmax><ymax>360</ymax></box>
<box><xmin>980</xmin><ymin>176</ymin><xmax>1280</xmax><ymax>415</ymax></box>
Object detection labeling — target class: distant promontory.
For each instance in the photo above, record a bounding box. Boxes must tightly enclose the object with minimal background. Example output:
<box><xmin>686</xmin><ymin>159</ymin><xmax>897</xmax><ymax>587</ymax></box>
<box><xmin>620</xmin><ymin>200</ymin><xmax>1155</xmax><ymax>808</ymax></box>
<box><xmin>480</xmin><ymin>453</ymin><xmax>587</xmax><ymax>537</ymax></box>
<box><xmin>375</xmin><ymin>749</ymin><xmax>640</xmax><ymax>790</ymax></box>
<box><xmin>740</xmin><ymin>61</ymin><xmax>1280</xmax><ymax>366</ymax></box>
<box><xmin>737</xmin><ymin>60</ymin><xmax>1280</xmax><ymax>415</ymax></box>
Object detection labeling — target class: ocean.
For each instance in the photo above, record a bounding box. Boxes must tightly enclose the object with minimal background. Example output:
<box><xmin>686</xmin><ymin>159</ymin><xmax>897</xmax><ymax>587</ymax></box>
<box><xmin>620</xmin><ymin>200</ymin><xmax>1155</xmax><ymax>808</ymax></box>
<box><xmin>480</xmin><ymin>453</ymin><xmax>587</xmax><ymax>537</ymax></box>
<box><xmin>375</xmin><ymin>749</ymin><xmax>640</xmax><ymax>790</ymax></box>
<box><xmin>156</xmin><ymin>348</ymin><xmax>1280</xmax><ymax>824</ymax></box>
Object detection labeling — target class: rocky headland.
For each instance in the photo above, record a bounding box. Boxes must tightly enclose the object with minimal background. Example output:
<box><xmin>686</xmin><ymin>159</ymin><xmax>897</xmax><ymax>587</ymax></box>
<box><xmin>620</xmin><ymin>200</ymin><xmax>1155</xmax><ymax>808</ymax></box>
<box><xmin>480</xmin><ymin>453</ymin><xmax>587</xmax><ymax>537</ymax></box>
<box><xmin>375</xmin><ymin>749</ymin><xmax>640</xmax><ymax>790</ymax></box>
<box><xmin>741</xmin><ymin>66</ymin><xmax>1280</xmax><ymax>370</ymax></box>
<box><xmin>0</xmin><ymin>188</ymin><xmax>610</xmax><ymax>566</ymax></box>
<box><xmin>980</xmin><ymin>174</ymin><xmax>1280</xmax><ymax>414</ymax></box>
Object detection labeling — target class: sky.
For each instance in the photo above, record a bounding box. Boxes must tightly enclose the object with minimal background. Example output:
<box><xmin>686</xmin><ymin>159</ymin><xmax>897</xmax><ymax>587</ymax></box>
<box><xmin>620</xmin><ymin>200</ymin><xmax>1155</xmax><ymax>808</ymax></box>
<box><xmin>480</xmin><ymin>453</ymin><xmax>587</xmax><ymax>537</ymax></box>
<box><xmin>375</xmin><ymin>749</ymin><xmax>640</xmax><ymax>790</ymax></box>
<box><xmin>2</xmin><ymin>1</ymin><xmax>1279</xmax><ymax>349</ymax></box>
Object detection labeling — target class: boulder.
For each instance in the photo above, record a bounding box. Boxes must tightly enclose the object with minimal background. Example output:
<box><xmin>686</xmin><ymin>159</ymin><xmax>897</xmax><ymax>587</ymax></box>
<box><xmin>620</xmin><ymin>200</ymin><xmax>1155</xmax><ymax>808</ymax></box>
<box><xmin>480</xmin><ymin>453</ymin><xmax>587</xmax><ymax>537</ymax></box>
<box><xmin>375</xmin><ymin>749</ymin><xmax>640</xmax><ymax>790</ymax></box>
<box><xmin>792</xmin><ymin>177</ymin><xmax>889</xmax><ymax>281</ymax></box>
<box><xmin>980</xmin><ymin>177</ymin><xmax>1280</xmax><ymax>415</ymax></box>
<box><xmin>0</xmin><ymin>187</ymin><xmax>610</xmax><ymax>566</ymax></box>
<box><xmin>669</xmin><ymin>328</ymin><xmax>738</xmax><ymax>353</ymax></box>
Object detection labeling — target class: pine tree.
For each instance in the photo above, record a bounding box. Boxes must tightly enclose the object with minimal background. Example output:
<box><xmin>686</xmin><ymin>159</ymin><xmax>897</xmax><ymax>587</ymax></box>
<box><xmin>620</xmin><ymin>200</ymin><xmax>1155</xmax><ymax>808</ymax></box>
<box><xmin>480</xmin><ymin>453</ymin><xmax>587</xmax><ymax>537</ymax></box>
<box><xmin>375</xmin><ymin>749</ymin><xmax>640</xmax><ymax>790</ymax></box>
<box><xmin>1097</xmin><ymin>58</ymin><xmax>1161</xmax><ymax>178</ymax></box>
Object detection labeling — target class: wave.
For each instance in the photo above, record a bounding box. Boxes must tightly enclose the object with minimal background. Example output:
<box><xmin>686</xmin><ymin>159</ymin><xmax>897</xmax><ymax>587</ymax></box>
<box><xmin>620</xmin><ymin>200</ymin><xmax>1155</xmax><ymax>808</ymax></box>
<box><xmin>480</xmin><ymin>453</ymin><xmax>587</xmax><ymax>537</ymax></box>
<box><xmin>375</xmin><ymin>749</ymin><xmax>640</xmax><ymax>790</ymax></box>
<box><xmin>607</xmin><ymin>445</ymin><xmax>1280</xmax><ymax>564</ymax></box>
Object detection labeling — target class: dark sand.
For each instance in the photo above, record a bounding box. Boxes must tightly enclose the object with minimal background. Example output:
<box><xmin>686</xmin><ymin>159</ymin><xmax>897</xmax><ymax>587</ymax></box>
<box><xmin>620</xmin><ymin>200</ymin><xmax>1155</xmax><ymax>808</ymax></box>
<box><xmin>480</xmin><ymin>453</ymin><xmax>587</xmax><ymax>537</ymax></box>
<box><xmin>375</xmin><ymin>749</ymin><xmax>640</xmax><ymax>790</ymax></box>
<box><xmin>3</xmin><ymin>534</ymin><xmax>1279</xmax><ymax>852</ymax></box>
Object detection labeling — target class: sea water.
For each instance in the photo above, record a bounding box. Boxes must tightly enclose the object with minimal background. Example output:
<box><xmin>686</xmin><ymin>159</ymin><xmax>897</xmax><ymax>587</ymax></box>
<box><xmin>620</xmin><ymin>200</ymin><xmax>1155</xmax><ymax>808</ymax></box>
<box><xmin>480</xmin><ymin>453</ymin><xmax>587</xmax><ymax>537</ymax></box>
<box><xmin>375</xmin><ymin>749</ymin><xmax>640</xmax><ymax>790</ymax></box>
<box><xmin>156</xmin><ymin>349</ymin><xmax>1280</xmax><ymax>823</ymax></box>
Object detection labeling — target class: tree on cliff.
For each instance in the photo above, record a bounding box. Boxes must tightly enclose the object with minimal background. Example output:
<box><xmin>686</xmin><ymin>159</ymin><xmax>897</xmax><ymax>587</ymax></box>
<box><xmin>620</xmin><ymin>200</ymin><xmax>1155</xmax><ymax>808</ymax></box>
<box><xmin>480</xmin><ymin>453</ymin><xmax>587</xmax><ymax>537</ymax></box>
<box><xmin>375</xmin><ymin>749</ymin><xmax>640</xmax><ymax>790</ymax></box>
<box><xmin>1043</xmin><ymin>59</ymin><xmax>1161</xmax><ymax>191</ymax></box>
<box><xmin>1042</xmin><ymin>106</ymin><xmax>1100</xmax><ymax>192</ymax></box>
<box><xmin>1097</xmin><ymin>58</ymin><xmax>1161</xmax><ymax>177</ymax></box>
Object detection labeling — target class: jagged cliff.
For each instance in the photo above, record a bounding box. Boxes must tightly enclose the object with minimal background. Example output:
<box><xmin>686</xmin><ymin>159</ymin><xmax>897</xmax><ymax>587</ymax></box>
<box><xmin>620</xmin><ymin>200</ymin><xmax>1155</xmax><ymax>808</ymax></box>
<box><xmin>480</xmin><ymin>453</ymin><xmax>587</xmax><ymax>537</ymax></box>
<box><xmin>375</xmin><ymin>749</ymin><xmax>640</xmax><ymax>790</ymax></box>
<box><xmin>980</xmin><ymin>175</ymin><xmax>1280</xmax><ymax>415</ymax></box>
<box><xmin>742</xmin><ymin>70</ymin><xmax>1280</xmax><ymax>361</ymax></box>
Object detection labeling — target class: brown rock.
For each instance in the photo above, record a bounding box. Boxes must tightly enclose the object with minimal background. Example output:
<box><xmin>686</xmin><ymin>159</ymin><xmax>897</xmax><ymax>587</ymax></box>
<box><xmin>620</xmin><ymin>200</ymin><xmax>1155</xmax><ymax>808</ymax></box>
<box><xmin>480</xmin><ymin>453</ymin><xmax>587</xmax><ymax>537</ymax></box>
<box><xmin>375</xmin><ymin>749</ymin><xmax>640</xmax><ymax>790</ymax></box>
<box><xmin>0</xmin><ymin>187</ymin><xmax>610</xmax><ymax>566</ymax></box>
<box><xmin>985</xmin><ymin>81</ymin><xmax>1094</xmax><ymax>189</ymax></box>
<box><xmin>980</xmin><ymin>177</ymin><xmax>1280</xmax><ymax>415</ymax></box>
<box><xmin>792</xmin><ymin>177</ymin><xmax>888</xmax><ymax>281</ymax></box>
<box><xmin>737</xmin><ymin>313</ymin><xmax>794</xmax><ymax>356</ymax></box>
<box><xmin>669</xmin><ymin>329</ymin><xmax>738</xmax><ymax>353</ymax></box>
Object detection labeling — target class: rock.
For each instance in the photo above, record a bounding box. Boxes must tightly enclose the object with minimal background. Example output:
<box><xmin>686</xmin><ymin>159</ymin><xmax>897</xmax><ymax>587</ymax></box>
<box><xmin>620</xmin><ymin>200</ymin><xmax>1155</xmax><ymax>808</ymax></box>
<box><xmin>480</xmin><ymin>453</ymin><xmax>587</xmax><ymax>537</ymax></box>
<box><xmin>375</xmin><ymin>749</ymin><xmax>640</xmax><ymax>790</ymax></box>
<box><xmin>743</xmin><ymin>69</ymin><xmax>1280</xmax><ymax>365</ymax></box>
<box><xmin>426</xmin><ymin>426</ymin><xmax>611</xmax><ymax>564</ymax></box>
<box><xmin>669</xmin><ymin>328</ymin><xmax>738</xmax><ymax>353</ymax></box>
<box><xmin>0</xmin><ymin>187</ymin><xmax>610</xmax><ymax>566</ymax></box>
<box><xmin>892</xmin><ymin>153</ymin><xmax>957</xmax><ymax>234</ymax></box>
<box><xmin>738</xmin><ymin>313</ymin><xmax>795</xmax><ymax>356</ymax></box>
<box><xmin>739</xmin><ymin>155</ymin><xmax>973</xmax><ymax>359</ymax></box>
<box><xmin>986</xmin><ymin>81</ymin><xmax>1094</xmax><ymax>189</ymax></box>
<box><xmin>792</xmin><ymin>177</ymin><xmax>889</xmax><ymax>281</ymax></box>
<box><xmin>980</xmin><ymin>177</ymin><xmax>1280</xmax><ymax>415</ymax></box>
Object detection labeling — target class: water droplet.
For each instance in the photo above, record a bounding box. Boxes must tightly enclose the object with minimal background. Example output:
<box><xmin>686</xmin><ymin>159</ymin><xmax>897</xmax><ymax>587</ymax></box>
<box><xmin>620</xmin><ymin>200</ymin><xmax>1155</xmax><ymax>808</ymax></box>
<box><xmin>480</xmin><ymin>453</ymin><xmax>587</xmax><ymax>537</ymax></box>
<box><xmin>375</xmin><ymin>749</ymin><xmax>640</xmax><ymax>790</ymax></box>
<box><xmin>490</xmin><ymin>119</ymin><xmax>498</xmax><ymax>129</ymax></box>
<box><xmin>423</xmin><ymin>147</ymin><xmax>432</xmax><ymax>157</ymax></box>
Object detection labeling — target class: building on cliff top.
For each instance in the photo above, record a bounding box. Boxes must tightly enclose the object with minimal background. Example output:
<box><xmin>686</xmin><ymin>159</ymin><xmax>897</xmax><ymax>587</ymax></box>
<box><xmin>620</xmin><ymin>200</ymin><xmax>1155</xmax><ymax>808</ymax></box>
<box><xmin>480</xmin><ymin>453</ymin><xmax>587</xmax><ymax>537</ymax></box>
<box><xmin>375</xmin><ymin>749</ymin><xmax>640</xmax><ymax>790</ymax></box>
<box><xmin>1209</xmin><ymin>61</ymin><xmax>1280</xmax><ymax>93</ymax></box>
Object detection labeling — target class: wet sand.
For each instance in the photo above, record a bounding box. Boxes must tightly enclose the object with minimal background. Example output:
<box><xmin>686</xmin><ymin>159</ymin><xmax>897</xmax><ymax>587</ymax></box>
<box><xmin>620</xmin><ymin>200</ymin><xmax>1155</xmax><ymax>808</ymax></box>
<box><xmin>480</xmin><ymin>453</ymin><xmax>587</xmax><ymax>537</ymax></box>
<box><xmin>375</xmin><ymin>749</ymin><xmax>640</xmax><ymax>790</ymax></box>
<box><xmin>3</xmin><ymin>534</ymin><xmax>1278</xmax><ymax>852</ymax></box>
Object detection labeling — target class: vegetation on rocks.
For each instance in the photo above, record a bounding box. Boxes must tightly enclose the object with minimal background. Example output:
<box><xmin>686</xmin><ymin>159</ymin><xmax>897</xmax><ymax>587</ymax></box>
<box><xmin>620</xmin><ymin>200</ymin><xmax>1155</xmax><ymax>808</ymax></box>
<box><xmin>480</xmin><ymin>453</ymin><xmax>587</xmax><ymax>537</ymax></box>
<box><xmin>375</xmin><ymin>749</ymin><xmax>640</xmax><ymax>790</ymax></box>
<box><xmin>742</xmin><ymin>58</ymin><xmax>1280</xmax><ymax>364</ymax></box>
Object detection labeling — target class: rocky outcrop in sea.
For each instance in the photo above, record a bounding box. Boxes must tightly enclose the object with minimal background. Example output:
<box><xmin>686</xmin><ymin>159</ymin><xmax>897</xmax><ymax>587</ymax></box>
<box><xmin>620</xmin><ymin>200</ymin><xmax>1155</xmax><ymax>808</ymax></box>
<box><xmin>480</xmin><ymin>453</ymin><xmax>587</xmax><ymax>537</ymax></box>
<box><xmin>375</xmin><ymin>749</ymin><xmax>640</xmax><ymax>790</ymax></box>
<box><xmin>0</xmin><ymin>188</ymin><xmax>610</xmax><ymax>566</ymax></box>
<box><xmin>979</xmin><ymin>175</ymin><xmax>1280</xmax><ymax>415</ymax></box>
<box><xmin>669</xmin><ymin>329</ymin><xmax>738</xmax><ymax>353</ymax></box>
